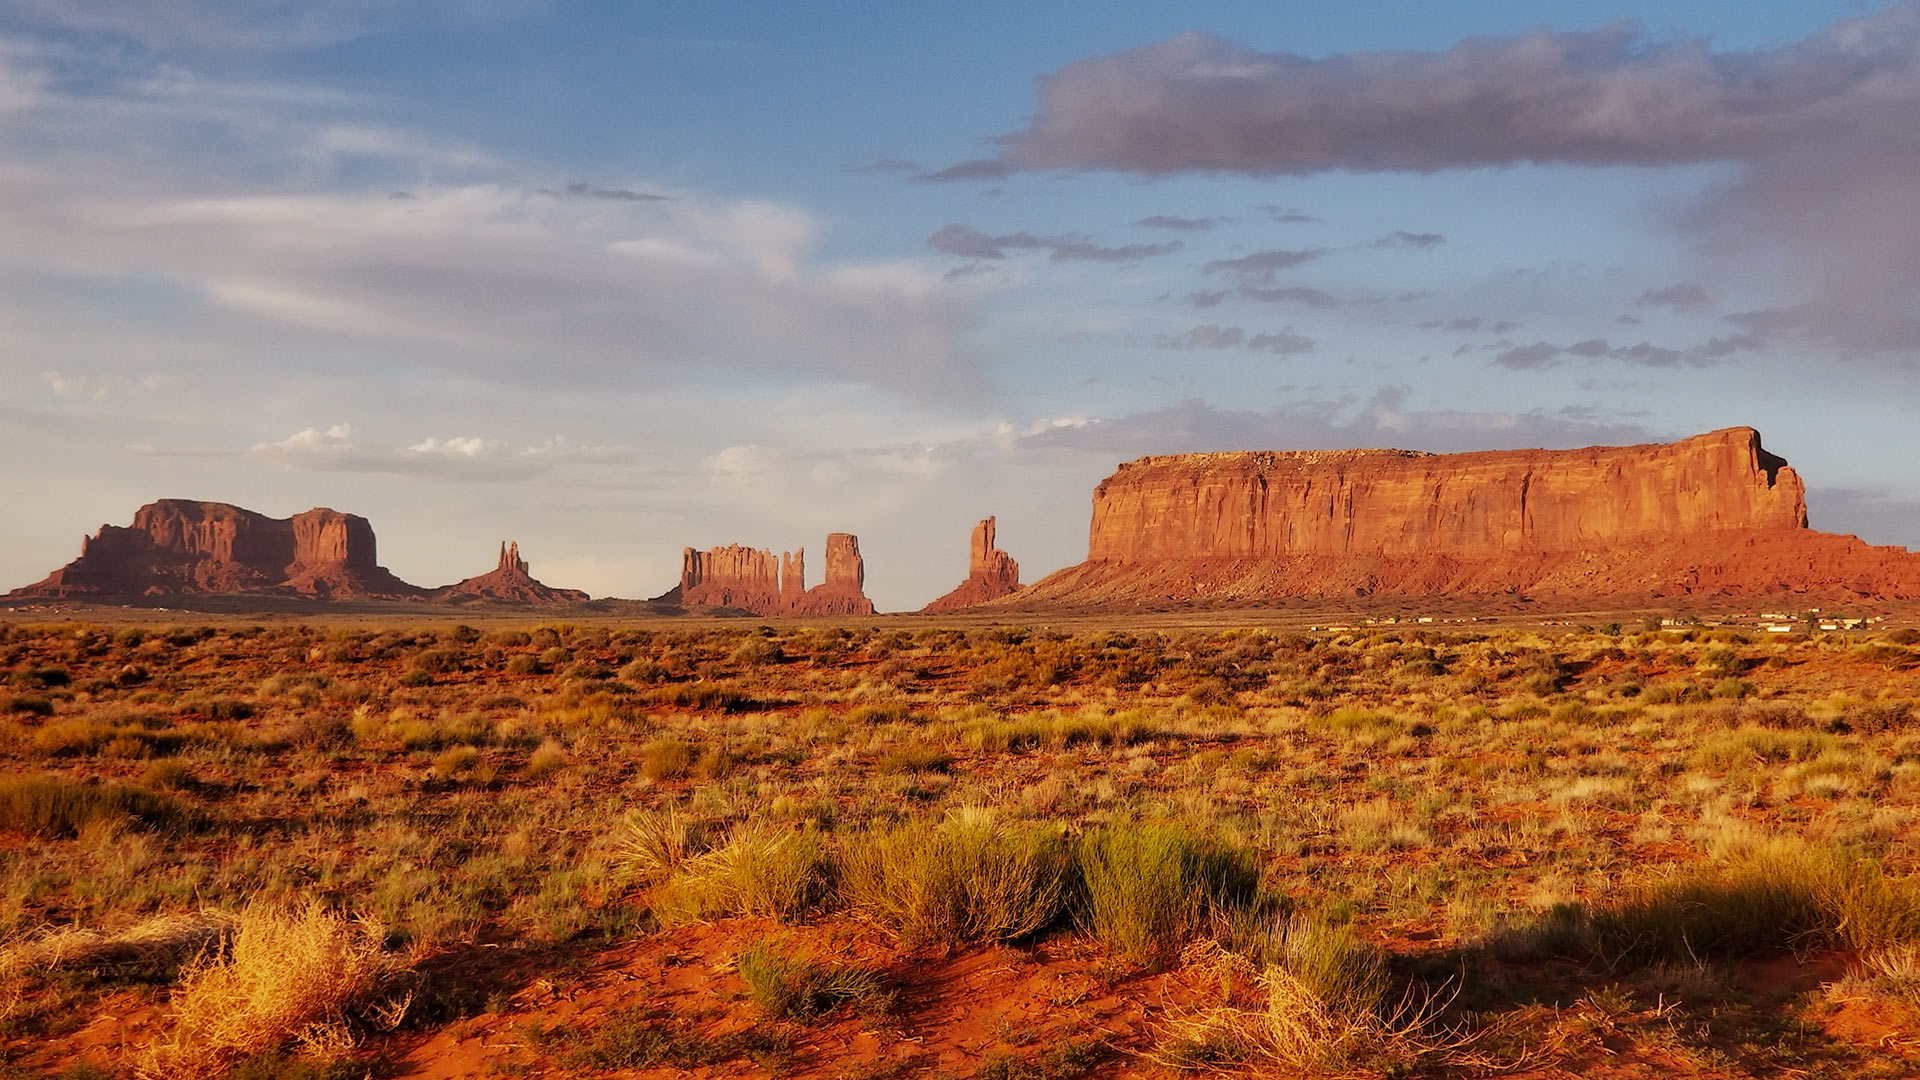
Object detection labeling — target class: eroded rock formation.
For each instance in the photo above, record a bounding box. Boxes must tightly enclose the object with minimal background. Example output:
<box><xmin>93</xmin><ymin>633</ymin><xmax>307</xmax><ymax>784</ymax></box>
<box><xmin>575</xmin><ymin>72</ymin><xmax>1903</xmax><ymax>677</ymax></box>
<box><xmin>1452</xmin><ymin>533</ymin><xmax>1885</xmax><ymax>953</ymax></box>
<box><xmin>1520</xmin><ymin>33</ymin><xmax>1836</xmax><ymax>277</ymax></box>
<box><xmin>923</xmin><ymin>517</ymin><xmax>1023</xmax><ymax>612</ymax></box>
<box><xmin>435</xmin><ymin>541</ymin><xmax>589</xmax><ymax>605</ymax></box>
<box><xmin>1007</xmin><ymin>428</ymin><xmax>1920</xmax><ymax>606</ymax></box>
<box><xmin>8</xmin><ymin>499</ymin><xmax>421</xmax><ymax>600</ymax></box>
<box><xmin>658</xmin><ymin>533</ymin><xmax>875</xmax><ymax>615</ymax></box>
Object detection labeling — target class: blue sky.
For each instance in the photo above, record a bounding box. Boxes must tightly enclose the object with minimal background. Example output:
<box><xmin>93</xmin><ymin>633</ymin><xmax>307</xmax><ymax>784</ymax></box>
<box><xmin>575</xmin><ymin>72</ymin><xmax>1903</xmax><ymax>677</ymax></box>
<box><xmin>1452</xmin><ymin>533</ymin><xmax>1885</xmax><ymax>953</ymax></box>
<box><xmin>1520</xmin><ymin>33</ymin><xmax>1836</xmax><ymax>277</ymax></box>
<box><xmin>3</xmin><ymin>1</ymin><xmax>1918</xmax><ymax>610</ymax></box>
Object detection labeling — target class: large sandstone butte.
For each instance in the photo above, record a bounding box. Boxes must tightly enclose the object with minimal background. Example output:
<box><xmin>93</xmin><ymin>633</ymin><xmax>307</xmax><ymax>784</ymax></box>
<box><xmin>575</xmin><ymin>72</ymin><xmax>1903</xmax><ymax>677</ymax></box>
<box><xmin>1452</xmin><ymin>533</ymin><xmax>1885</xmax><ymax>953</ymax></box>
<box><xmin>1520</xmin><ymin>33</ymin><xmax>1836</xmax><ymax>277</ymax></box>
<box><xmin>8</xmin><ymin>499</ymin><xmax>421</xmax><ymax>600</ymax></box>
<box><xmin>1008</xmin><ymin>427</ymin><xmax>1920</xmax><ymax>607</ymax></box>
<box><xmin>922</xmin><ymin>517</ymin><xmax>1023</xmax><ymax>612</ymax></box>
<box><xmin>658</xmin><ymin>533</ymin><xmax>876</xmax><ymax>616</ymax></box>
<box><xmin>435</xmin><ymin>542</ymin><xmax>590</xmax><ymax>605</ymax></box>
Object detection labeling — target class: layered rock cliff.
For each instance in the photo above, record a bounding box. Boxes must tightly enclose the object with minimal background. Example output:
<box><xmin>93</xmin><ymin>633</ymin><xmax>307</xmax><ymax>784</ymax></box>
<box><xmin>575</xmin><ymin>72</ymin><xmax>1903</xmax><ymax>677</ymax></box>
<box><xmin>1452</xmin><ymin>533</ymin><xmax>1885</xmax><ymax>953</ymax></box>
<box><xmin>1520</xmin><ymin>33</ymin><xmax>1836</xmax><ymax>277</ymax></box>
<box><xmin>658</xmin><ymin>533</ymin><xmax>875</xmax><ymax>615</ymax></box>
<box><xmin>9</xmin><ymin>499</ymin><xmax>421</xmax><ymax>600</ymax></box>
<box><xmin>922</xmin><ymin>517</ymin><xmax>1023</xmax><ymax>612</ymax></box>
<box><xmin>435</xmin><ymin>541</ymin><xmax>590</xmax><ymax>605</ymax></box>
<box><xmin>1008</xmin><ymin>428</ymin><xmax>1920</xmax><ymax>606</ymax></box>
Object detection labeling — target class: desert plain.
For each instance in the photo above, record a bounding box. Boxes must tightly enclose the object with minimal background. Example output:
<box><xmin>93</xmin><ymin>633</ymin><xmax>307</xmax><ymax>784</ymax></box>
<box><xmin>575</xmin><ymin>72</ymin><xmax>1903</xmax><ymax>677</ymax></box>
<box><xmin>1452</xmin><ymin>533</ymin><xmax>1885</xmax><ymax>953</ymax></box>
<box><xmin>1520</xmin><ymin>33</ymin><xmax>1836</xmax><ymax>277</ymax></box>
<box><xmin>5</xmin><ymin>602</ymin><xmax>1920</xmax><ymax>1080</ymax></box>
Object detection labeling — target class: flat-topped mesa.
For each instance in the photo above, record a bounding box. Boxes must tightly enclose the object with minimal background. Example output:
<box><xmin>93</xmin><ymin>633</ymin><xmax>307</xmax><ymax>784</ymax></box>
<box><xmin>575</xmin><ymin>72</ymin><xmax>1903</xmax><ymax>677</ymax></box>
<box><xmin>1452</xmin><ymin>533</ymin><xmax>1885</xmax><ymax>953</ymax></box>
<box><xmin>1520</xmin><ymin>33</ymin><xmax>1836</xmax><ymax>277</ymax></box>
<box><xmin>662</xmin><ymin>534</ymin><xmax>875</xmax><ymax>615</ymax></box>
<box><xmin>922</xmin><ymin>517</ymin><xmax>1024</xmax><ymax>612</ymax></box>
<box><xmin>1088</xmin><ymin>427</ymin><xmax>1807</xmax><ymax>563</ymax></box>
<box><xmin>1007</xmin><ymin>427</ymin><xmax>1920</xmax><ymax>606</ymax></box>
<box><xmin>9</xmin><ymin>499</ymin><xmax>422</xmax><ymax>600</ymax></box>
<box><xmin>434</xmin><ymin>540</ymin><xmax>589</xmax><ymax>605</ymax></box>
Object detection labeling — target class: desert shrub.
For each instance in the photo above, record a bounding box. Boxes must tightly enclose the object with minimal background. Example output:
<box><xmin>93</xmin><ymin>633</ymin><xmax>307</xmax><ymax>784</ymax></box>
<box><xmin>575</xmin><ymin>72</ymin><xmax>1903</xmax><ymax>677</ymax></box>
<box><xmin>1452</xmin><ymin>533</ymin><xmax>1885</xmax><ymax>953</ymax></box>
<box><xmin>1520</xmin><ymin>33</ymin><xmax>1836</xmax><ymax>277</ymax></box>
<box><xmin>142</xmin><ymin>903</ymin><xmax>407</xmax><ymax>1078</ymax></box>
<box><xmin>645</xmin><ymin>682</ymin><xmax>753</xmax><ymax>712</ymax></box>
<box><xmin>641</xmin><ymin>737</ymin><xmax>694</xmax><ymax>781</ymax></box>
<box><xmin>1692</xmin><ymin>727</ymin><xmax>1835</xmax><ymax>770</ymax></box>
<box><xmin>838</xmin><ymin>815</ymin><xmax>1072</xmax><ymax>949</ymax></box>
<box><xmin>410</xmin><ymin>649</ymin><xmax>462</xmax><ymax>676</ymax></box>
<box><xmin>525</xmin><ymin>739</ymin><xmax>569</xmax><ymax>778</ymax></box>
<box><xmin>875</xmin><ymin>743</ymin><xmax>954</xmax><ymax>774</ymax></box>
<box><xmin>3</xmin><ymin>693</ymin><xmax>54</xmax><ymax>716</ymax></box>
<box><xmin>505</xmin><ymin>654</ymin><xmax>544</xmax><ymax>676</ymax></box>
<box><xmin>1073</xmin><ymin>823</ymin><xmax>1261</xmax><ymax>965</ymax></box>
<box><xmin>566</xmin><ymin>1007</ymin><xmax>793</xmax><ymax>1071</ymax></box>
<box><xmin>0</xmin><ymin>774</ymin><xmax>179</xmax><ymax>837</ymax></box>
<box><xmin>1528</xmin><ymin>840</ymin><xmax>1920</xmax><ymax>967</ymax></box>
<box><xmin>614</xmin><ymin>805</ymin><xmax>714</xmax><ymax>884</ymax></box>
<box><xmin>735</xmin><ymin>936</ymin><xmax>891</xmax><ymax>1022</ymax></box>
<box><xmin>648</xmin><ymin>825</ymin><xmax>830</xmax><ymax>926</ymax></box>
<box><xmin>1160</xmin><ymin>929</ymin><xmax>1480</xmax><ymax>1078</ymax></box>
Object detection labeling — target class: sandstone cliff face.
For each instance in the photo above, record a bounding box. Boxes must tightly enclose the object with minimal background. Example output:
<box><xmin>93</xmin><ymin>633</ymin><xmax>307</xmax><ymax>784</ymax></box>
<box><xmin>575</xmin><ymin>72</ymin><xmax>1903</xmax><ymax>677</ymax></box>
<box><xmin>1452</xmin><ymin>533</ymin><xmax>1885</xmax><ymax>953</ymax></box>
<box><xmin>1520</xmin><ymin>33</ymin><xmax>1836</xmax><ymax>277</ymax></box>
<box><xmin>10</xmin><ymin>499</ymin><xmax>421</xmax><ymax>600</ymax></box>
<box><xmin>922</xmin><ymin>517</ymin><xmax>1023</xmax><ymax>612</ymax></box>
<box><xmin>1086</xmin><ymin>427</ymin><xmax>1807</xmax><ymax>562</ymax></box>
<box><xmin>1006</xmin><ymin>428</ymin><xmax>1920</xmax><ymax>607</ymax></box>
<box><xmin>661</xmin><ymin>534</ymin><xmax>875</xmax><ymax>615</ymax></box>
<box><xmin>792</xmin><ymin>533</ymin><xmax>876</xmax><ymax>616</ymax></box>
<box><xmin>435</xmin><ymin>541</ymin><xmax>590</xmax><ymax>605</ymax></box>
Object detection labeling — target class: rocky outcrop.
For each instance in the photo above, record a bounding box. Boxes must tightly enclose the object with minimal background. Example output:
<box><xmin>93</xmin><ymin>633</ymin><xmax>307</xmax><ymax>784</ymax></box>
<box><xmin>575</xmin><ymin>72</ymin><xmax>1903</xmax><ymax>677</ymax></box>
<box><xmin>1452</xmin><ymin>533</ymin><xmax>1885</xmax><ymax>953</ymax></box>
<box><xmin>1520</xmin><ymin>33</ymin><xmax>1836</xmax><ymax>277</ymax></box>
<box><xmin>792</xmin><ymin>534</ymin><xmax>876</xmax><ymax>616</ymax></box>
<box><xmin>657</xmin><ymin>534</ymin><xmax>875</xmax><ymax>615</ymax></box>
<box><xmin>8</xmin><ymin>499</ymin><xmax>421</xmax><ymax>600</ymax></box>
<box><xmin>1006</xmin><ymin>428</ymin><xmax>1920</xmax><ymax>606</ymax></box>
<box><xmin>434</xmin><ymin>542</ymin><xmax>589</xmax><ymax>605</ymax></box>
<box><xmin>922</xmin><ymin>517</ymin><xmax>1023</xmax><ymax>612</ymax></box>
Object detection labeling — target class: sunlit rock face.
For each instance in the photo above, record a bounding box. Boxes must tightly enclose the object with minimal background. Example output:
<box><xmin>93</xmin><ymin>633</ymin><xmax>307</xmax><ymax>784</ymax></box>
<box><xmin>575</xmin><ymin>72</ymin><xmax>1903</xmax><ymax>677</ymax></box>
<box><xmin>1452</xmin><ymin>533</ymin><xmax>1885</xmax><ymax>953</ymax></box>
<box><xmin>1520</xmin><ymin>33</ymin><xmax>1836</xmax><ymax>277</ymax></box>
<box><xmin>1011</xmin><ymin>428</ymin><xmax>1920</xmax><ymax>606</ymax></box>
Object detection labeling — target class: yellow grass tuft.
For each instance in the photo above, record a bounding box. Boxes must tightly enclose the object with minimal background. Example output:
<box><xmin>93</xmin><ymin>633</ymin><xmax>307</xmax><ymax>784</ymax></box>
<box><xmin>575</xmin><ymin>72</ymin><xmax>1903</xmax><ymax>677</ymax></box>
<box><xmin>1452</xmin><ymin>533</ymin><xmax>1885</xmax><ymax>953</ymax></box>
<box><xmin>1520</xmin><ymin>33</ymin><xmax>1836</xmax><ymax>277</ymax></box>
<box><xmin>140</xmin><ymin>902</ymin><xmax>408</xmax><ymax>1079</ymax></box>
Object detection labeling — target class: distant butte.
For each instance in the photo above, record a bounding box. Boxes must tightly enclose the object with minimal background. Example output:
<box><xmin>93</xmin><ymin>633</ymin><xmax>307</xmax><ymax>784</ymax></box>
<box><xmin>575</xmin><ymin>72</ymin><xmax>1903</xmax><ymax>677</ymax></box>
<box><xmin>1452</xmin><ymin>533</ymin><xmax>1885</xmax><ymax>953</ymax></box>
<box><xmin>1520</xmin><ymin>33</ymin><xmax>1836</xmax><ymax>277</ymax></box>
<box><xmin>434</xmin><ymin>541</ymin><xmax>589</xmax><ymax>605</ymax></box>
<box><xmin>7</xmin><ymin>499</ymin><xmax>421</xmax><ymax>601</ymax></box>
<box><xmin>1002</xmin><ymin>427</ymin><xmax>1920</xmax><ymax>607</ymax></box>
<box><xmin>658</xmin><ymin>533</ymin><xmax>876</xmax><ymax>616</ymax></box>
<box><xmin>922</xmin><ymin>517</ymin><xmax>1023</xmax><ymax>612</ymax></box>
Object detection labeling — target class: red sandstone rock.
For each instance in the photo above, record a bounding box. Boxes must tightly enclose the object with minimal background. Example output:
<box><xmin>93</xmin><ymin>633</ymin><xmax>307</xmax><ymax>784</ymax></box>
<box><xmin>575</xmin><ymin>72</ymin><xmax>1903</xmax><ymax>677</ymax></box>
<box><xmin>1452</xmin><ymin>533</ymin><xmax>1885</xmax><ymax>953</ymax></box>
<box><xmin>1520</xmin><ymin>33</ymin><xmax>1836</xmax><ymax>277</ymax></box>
<box><xmin>1005</xmin><ymin>428</ymin><xmax>1920</xmax><ymax>607</ymax></box>
<box><xmin>793</xmin><ymin>533</ymin><xmax>876</xmax><ymax>616</ymax></box>
<box><xmin>8</xmin><ymin>499</ymin><xmax>421</xmax><ymax>600</ymax></box>
<box><xmin>922</xmin><ymin>517</ymin><xmax>1023</xmax><ymax>612</ymax></box>
<box><xmin>658</xmin><ymin>533</ymin><xmax>875</xmax><ymax>615</ymax></box>
<box><xmin>434</xmin><ymin>541</ymin><xmax>589</xmax><ymax>605</ymax></box>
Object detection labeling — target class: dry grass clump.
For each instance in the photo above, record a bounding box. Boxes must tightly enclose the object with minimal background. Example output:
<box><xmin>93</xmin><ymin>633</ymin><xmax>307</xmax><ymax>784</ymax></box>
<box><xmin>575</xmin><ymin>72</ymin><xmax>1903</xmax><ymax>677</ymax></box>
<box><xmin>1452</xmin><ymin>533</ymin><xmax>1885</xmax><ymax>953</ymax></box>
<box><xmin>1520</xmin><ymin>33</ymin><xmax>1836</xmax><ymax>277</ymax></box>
<box><xmin>1157</xmin><ymin>929</ymin><xmax>1503</xmax><ymax>1078</ymax></box>
<box><xmin>140</xmin><ymin>903</ymin><xmax>409</xmax><ymax>1079</ymax></box>
<box><xmin>0</xmin><ymin>773</ymin><xmax>179</xmax><ymax>837</ymax></box>
<box><xmin>1510</xmin><ymin>838</ymin><xmax>1920</xmax><ymax>967</ymax></box>
<box><xmin>839</xmin><ymin>814</ymin><xmax>1072</xmax><ymax>949</ymax></box>
<box><xmin>735</xmin><ymin>934</ymin><xmax>893</xmax><ymax>1022</ymax></box>
<box><xmin>0</xmin><ymin>910</ymin><xmax>235</xmax><ymax>979</ymax></box>
<box><xmin>645</xmin><ymin>824</ymin><xmax>830</xmax><ymax>926</ymax></box>
<box><xmin>1074</xmin><ymin>823</ymin><xmax>1261</xmax><ymax>965</ymax></box>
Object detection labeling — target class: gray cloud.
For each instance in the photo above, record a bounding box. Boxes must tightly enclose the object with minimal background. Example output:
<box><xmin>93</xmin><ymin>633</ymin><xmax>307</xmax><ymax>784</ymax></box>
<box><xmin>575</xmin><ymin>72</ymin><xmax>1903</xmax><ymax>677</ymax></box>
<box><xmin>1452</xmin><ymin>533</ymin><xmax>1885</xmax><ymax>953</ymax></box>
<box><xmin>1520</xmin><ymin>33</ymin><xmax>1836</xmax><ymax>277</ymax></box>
<box><xmin>564</xmin><ymin>182</ymin><xmax>668</xmax><ymax>202</ymax></box>
<box><xmin>1259</xmin><ymin>206</ymin><xmax>1319</xmax><ymax>224</ymax></box>
<box><xmin>1135</xmin><ymin>214</ymin><xmax>1217</xmax><ymax>230</ymax></box>
<box><xmin>1494</xmin><ymin>342</ymin><xmax>1562</xmax><ymax>370</ymax></box>
<box><xmin>1636</xmin><ymin>282</ymin><xmax>1710</xmax><ymax>311</ymax></box>
<box><xmin>1237</xmin><ymin>284</ymin><xmax>1342</xmax><ymax>309</ymax></box>
<box><xmin>1566</xmin><ymin>338</ymin><xmax>1610</xmax><ymax>358</ymax></box>
<box><xmin>1186</xmin><ymin>290</ymin><xmax>1228</xmax><ymax>308</ymax></box>
<box><xmin>1049</xmin><ymin>238</ymin><xmax>1181</xmax><ymax>262</ymax></box>
<box><xmin>1373</xmin><ymin>231</ymin><xmax>1444</xmax><ymax>250</ymax></box>
<box><xmin>850</xmin><ymin>157</ymin><xmax>920</xmax><ymax>174</ymax></box>
<box><xmin>1201</xmin><ymin>248</ymin><xmax>1322</xmax><ymax>282</ymax></box>
<box><xmin>938</xmin><ymin>11</ymin><xmax>1920</xmax><ymax>177</ymax></box>
<box><xmin>1153</xmin><ymin>324</ymin><xmax>1316</xmax><ymax>355</ymax></box>
<box><xmin>928</xmin><ymin>223</ymin><xmax>1178</xmax><ymax>263</ymax></box>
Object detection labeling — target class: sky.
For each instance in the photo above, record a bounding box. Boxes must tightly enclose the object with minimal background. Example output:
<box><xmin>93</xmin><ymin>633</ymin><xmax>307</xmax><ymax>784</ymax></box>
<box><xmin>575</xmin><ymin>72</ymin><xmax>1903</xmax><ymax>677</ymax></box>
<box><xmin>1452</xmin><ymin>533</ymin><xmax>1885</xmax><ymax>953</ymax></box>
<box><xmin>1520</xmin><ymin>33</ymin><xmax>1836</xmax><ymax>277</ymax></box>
<box><xmin>3</xmin><ymin>1</ymin><xmax>1920</xmax><ymax>611</ymax></box>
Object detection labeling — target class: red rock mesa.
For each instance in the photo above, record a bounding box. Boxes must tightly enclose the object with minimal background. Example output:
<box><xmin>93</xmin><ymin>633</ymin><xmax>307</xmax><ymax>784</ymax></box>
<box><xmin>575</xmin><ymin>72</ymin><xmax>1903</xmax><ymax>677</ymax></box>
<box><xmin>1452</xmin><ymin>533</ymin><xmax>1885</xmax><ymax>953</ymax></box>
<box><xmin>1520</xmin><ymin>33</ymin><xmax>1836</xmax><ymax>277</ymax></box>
<box><xmin>922</xmin><ymin>517</ymin><xmax>1023</xmax><ymax>612</ymax></box>
<box><xmin>8</xmin><ymin>499</ymin><xmax>421</xmax><ymax>600</ymax></box>
<box><xmin>435</xmin><ymin>541</ymin><xmax>589</xmax><ymax>605</ymax></box>
<box><xmin>661</xmin><ymin>533</ymin><xmax>875</xmax><ymax>615</ymax></box>
<box><xmin>1007</xmin><ymin>427</ymin><xmax>1920</xmax><ymax>606</ymax></box>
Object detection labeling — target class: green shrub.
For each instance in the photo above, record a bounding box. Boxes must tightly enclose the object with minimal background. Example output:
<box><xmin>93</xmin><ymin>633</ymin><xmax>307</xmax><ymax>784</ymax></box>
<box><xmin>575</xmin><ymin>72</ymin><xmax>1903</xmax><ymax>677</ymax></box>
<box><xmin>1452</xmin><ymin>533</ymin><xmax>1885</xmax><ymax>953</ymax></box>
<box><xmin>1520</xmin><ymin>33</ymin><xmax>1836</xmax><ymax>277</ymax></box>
<box><xmin>0</xmin><ymin>774</ymin><xmax>179</xmax><ymax>836</ymax></box>
<box><xmin>735</xmin><ymin>937</ymin><xmax>891</xmax><ymax>1022</ymax></box>
<box><xmin>649</xmin><ymin>826</ymin><xmax>830</xmax><ymax>926</ymax></box>
<box><xmin>839</xmin><ymin>816</ymin><xmax>1072</xmax><ymax>949</ymax></box>
<box><xmin>1073</xmin><ymin>823</ymin><xmax>1261</xmax><ymax>965</ymax></box>
<box><xmin>641</xmin><ymin>737</ymin><xmax>694</xmax><ymax>781</ymax></box>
